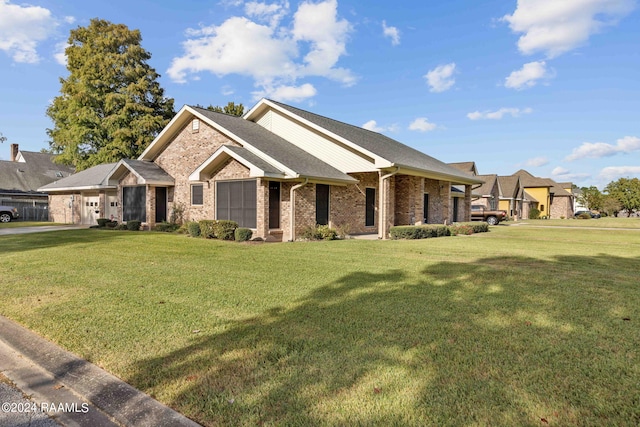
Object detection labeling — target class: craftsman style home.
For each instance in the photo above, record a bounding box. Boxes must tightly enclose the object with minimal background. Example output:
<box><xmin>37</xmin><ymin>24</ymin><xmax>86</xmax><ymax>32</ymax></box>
<box><xmin>41</xmin><ymin>99</ymin><xmax>482</xmax><ymax>239</ymax></box>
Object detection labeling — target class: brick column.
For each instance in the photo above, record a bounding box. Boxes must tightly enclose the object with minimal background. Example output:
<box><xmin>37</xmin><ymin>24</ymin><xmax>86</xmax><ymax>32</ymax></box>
<box><xmin>464</xmin><ymin>185</ymin><xmax>472</xmax><ymax>221</ymax></box>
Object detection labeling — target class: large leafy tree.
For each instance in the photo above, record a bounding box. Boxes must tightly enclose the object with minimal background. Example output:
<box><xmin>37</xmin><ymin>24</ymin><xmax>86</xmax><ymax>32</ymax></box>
<box><xmin>604</xmin><ymin>177</ymin><xmax>640</xmax><ymax>216</ymax></box>
<box><xmin>577</xmin><ymin>186</ymin><xmax>603</xmax><ymax>211</ymax></box>
<box><xmin>197</xmin><ymin>102</ymin><xmax>245</xmax><ymax>117</ymax></box>
<box><xmin>47</xmin><ymin>19</ymin><xmax>174</xmax><ymax>171</ymax></box>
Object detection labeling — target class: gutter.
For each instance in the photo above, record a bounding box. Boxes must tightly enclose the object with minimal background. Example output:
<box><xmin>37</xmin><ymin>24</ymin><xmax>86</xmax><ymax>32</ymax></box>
<box><xmin>378</xmin><ymin>167</ymin><xmax>400</xmax><ymax>239</ymax></box>
<box><xmin>288</xmin><ymin>178</ymin><xmax>309</xmax><ymax>242</ymax></box>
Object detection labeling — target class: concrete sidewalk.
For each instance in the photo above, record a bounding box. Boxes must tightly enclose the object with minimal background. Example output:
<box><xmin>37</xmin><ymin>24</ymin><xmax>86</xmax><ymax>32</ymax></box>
<box><xmin>0</xmin><ymin>316</ymin><xmax>200</xmax><ymax>427</ymax></box>
<box><xmin>0</xmin><ymin>225</ymin><xmax>88</xmax><ymax>236</ymax></box>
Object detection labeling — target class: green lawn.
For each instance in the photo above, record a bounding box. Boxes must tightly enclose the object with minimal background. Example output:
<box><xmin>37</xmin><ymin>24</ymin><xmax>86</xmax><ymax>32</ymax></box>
<box><xmin>1</xmin><ymin>227</ymin><xmax>639</xmax><ymax>426</ymax></box>
<box><xmin>517</xmin><ymin>217</ymin><xmax>640</xmax><ymax>229</ymax></box>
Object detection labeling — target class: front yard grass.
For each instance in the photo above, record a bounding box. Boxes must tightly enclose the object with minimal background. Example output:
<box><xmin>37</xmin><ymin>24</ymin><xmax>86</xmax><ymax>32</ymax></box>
<box><xmin>519</xmin><ymin>216</ymin><xmax>640</xmax><ymax>228</ymax></box>
<box><xmin>0</xmin><ymin>221</ymin><xmax>64</xmax><ymax>228</ymax></box>
<box><xmin>1</xmin><ymin>227</ymin><xmax>639</xmax><ymax>426</ymax></box>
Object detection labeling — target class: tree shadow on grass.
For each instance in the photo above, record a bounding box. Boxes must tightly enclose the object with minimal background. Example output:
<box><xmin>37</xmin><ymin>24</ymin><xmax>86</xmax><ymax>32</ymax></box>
<box><xmin>127</xmin><ymin>254</ymin><xmax>640</xmax><ymax>426</ymax></box>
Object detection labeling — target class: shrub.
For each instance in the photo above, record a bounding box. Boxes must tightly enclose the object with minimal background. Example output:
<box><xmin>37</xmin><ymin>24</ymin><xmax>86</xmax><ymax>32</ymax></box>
<box><xmin>169</xmin><ymin>203</ymin><xmax>185</xmax><ymax>225</ymax></box>
<box><xmin>126</xmin><ymin>220</ymin><xmax>141</xmax><ymax>231</ymax></box>
<box><xmin>154</xmin><ymin>221</ymin><xmax>180</xmax><ymax>232</ymax></box>
<box><xmin>300</xmin><ymin>224</ymin><xmax>339</xmax><ymax>240</ymax></box>
<box><xmin>106</xmin><ymin>221</ymin><xmax>118</xmax><ymax>228</ymax></box>
<box><xmin>213</xmin><ymin>220</ymin><xmax>238</xmax><ymax>240</ymax></box>
<box><xmin>390</xmin><ymin>225</ymin><xmax>434</xmax><ymax>239</ymax></box>
<box><xmin>187</xmin><ymin>221</ymin><xmax>201</xmax><ymax>237</ymax></box>
<box><xmin>115</xmin><ymin>223</ymin><xmax>128</xmax><ymax>230</ymax></box>
<box><xmin>578</xmin><ymin>212</ymin><xmax>592</xmax><ymax>219</ymax></box>
<box><xmin>529</xmin><ymin>208</ymin><xmax>541</xmax><ymax>219</ymax></box>
<box><xmin>96</xmin><ymin>218</ymin><xmax>109</xmax><ymax>227</ymax></box>
<box><xmin>235</xmin><ymin>227</ymin><xmax>253</xmax><ymax>242</ymax></box>
<box><xmin>450</xmin><ymin>224</ymin><xmax>474</xmax><ymax>236</ymax></box>
<box><xmin>198</xmin><ymin>220</ymin><xmax>216</xmax><ymax>238</ymax></box>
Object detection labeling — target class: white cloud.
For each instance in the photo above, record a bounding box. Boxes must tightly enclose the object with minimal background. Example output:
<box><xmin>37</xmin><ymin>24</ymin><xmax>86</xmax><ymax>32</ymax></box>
<box><xmin>502</xmin><ymin>0</ymin><xmax>635</xmax><ymax>58</ymax></box>
<box><xmin>409</xmin><ymin>117</ymin><xmax>437</xmax><ymax>132</ymax></box>
<box><xmin>599</xmin><ymin>166</ymin><xmax>640</xmax><ymax>181</ymax></box>
<box><xmin>53</xmin><ymin>41</ymin><xmax>69</xmax><ymax>66</ymax></box>
<box><xmin>362</xmin><ymin>120</ymin><xmax>383</xmax><ymax>132</ymax></box>
<box><xmin>245</xmin><ymin>1</ymin><xmax>289</xmax><ymax>28</ymax></box>
<box><xmin>382</xmin><ymin>21</ymin><xmax>400</xmax><ymax>45</ymax></box>
<box><xmin>361</xmin><ymin>120</ymin><xmax>398</xmax><ymax>133</ymax></box>
<box><xmin>551</xmin><ymin>167</ymin><xmax>591</xmax><ymax>182</ymax></box>
<box><xmin>424</xmin><ymin>63</ymin><xmax>456</xmax><ymax>93</ymax></box>
<box><xmin>505</xmin><ymin>61</ymin><xmax>551</xmax><ymax>90</ymax></box>
<box><xmin>0</xmin><ymin>0</ymin><xmax>58</xmax><ymax>63</ymax></box>
<box><xmin>566</xmin><ymin>136</ymin><xmax>640</xmax><ymax>161</ymax></box>
<box><xmin>525</xmin><ymin>157</ymin><xmax>549</xmax><ymax>167</ymax></box>
<box><xmin>221</xmin><ymin>85</ymin><xmax>235</xmax><ymax>96</ymax></box>
<box><xmin>168</xmin><ymin>0</ymin><xmax>355</xmax><ymax>99</ymax></box>
<box><xmin>467</xmin><ymin>107</ymin><xmax>533</xmax><ymax>120</ymax></box>
<box><xmin>252</xmin><ymin>83</ymin><xmax>317</xmax><ymax>102</ymax></box>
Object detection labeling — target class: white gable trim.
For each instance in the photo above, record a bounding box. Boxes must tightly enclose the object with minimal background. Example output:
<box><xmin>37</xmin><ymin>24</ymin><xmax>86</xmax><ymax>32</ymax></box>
<box><xmin>245</xmin><ymin>99</ymin><xmax>393</xmax><ymax>168</ymax></box>
<box><xmin>189</xmin><ymin>146</ymin><xmax>287</xmax><ymax>181</ymax></box>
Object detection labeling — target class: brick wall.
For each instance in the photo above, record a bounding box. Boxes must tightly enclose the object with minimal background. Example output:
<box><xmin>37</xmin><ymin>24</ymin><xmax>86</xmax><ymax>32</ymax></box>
<box><xmin>550</xmin><ymin>196</ymin><xmax>573</xmax><ymax>219</ymax></box>
<box><xmin>154</xmin><ymin>120</ymin><xmax>240</xmax><ymax>224</ymax></box>
<box><xmin>48</xmin><ymin>193</ymin><xmax>81</xmax><ymax>224</ymax></box>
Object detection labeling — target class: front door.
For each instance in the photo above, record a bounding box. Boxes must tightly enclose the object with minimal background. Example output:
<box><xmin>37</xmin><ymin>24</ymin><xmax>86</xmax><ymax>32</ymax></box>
<box><xmin>269</xmin><ymin>182</ymin><xmax>280</xmax><ymax>229</ymax></box>
<box><xmin>155</xmin><ymin>187</ymin><xmax>167</xmax><ymax>223</ymax></box>
<box><xmin>423</xmin><ymin>193</ymin><xmax>429</xmax><ymax>223</ymax></box>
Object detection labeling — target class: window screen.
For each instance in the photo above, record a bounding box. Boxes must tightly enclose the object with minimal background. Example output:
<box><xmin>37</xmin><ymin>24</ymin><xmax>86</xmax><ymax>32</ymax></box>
<box><xmin>216</xmin><ymin>180</ymin><xmax>257</xmax><ymax>228</ymax></box>
<box><xmin>123</xmin><ymin>186</ymin><xmax>146</xmax><ymax>222</ymax></box>
<box><xmin>365</xmin><ymin>188</ymin><xmax>375</xmax><ymax>227</ymax></box>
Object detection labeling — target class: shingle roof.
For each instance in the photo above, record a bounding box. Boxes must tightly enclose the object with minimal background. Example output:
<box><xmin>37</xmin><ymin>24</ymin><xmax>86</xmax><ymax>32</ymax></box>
<box><xmin>474</xmin><ymin>174</ymin><xmax>498</xmax><ymax>196</ymax></box>
<box><xmin>38</xmin><ymin>163</ymin><xmax>117</xmax><ymax>191</ymax></box>
<box><xmin>512</xmin><ymin>169</ymin><xmax>552</xmax><ymax>188</ymax></box>
<box><xmin>497</xmin><ymin>175</ymin><xmax>520</xmax><ymax>199</ymax></box>
<box><xmin>448</xmin><ymin>162</ymin><xmax>478</xmax><ymax>176</ymax></box>
<box><xmin>267</xmin><ymin>100</ymin><xmax>481</xmax><ymax>183</ymax></box>
<box><xmin>0</xmin><ymin>151</ymin><xmax>74</xmax><ymax>194</ymax></box>
<box><xmin>221</xmin><ymin>145</ymin><xmax>284</xmax><ymax>176</ymax></box>
<box><xmin>193</xmin><ymin>107</ymin><xmax>355</xmax><ymax>183</ymax></box>
<box><xmin>118</xmin><ymin>159</ymin><xmax>174</xmax><ymax>184</ymax></box>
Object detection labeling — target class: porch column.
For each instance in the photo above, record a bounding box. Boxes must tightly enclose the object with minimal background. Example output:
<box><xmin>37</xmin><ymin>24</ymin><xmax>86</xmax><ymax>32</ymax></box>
<box><xmin>255</xmin><ymin>179</ymin><xmax>269</xmax><ymax>240</ymax></box>
<box><xmin>439</xmin><ymin>181</ymin><xmax>451</xmax><ymax>224</ymax></box>
<box><xmin>464</xmin><ymin>185</ymin><xmax>472</xmax><ymax>221</ymax></box>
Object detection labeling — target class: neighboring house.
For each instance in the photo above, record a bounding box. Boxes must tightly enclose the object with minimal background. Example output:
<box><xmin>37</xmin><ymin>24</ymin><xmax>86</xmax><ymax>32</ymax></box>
<box><xmin>508</xmin><ymin>170</ymin><xmax>574</xmax><ymax>219</ymax></box>
<box><xmin>41</xmin><ymin>99</ymin><xmax>483</xmax><ymax>238</ymax></box>
<box><xmin>0</xmin><ymin>144</ymin><xmax>74</xmax><ymax>220</ymax></box>
<box><xmin>497</xmin><ymin>175</ymin><xmax>523</xmax><ymax>220</ymax></box>
<box><xmin>449</xmin><ymin>162</ymin><xmax>500</xmax><ymax>211</ymax></box>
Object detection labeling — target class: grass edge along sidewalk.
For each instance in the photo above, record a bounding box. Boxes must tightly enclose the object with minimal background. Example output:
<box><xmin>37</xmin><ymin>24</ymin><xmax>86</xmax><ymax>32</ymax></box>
<box><xmin>0</xmin><ymin>226</ymin><xmax>639</xmax><ymax>425</ymax></box>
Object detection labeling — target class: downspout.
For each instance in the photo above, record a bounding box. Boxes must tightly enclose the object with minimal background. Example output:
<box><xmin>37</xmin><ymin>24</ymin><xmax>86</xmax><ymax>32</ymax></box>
<box><xmin>288</xmin><ymin>178</ymin><xmax>309</xmax><ymax>242</ymax></box>
<box><xmin>378</xmin><ymin>167</ymin><xmax>400</xmax><ymax>239</ymax></box>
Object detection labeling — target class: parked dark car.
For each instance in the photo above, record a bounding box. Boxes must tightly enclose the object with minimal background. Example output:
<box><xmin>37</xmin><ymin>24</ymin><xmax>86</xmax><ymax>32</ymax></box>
<box><xmin>0</xmin><ymin>205</ymin><xmax>20</xmax><ymax>222</ymax></box>
<box><xmin>574</xmin><ymin>210</ymin><xmax>601</xmax><ymax>219</ymax></box>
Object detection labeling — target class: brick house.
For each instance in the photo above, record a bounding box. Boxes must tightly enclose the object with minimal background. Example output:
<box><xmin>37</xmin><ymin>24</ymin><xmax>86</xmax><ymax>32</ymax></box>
<box><xmin>41</xmin><ymin>99</ymin><xmax>482</xmax><ymax>239</ymax></box>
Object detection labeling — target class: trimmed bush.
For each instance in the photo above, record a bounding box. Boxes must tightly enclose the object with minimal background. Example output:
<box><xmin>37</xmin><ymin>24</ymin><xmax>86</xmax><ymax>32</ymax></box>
<box><xmin>126</xmin><ymin>220</ymin><xmax>141</xmax><ymax>231</ymax></box>
<box><xmin>106</xmin><ymin>221</ymin><xmax>118</xmax><ymax>228</ymax></box>
<box><xmin>154</xmin><ymin>221</ymin><xmax>180</xmax><ymax>232</ymax></box>
<box><xmin>577</xmin><ymin>212</ymin><xmax>591</xmax><ymax>219</ymax></box>
<box><xmin>213</xmin><ymin>220</ymin><xmax>238</xmax><ymax>240</ymax></box>
<box><xmin>529</xmin><ymin>208</ymin><xmax>541</xmax><ymax>219</ymax></box>
<box><xmin>199</xmin><ymin>220</ymin><xmax>216</xmax><ymax>238</ymax></box>
<box><xmin>301</xmin><ymin>224</ymin><xmax>339</xmax><ymax>240</ymax></box>
<box><xmin>97</xmin><ymin>218</ymin><xmax>109</xmax><ymax>227</ymax></box>
<box><xmin>187</xmin><ymin>221</ymin><xmax>201</xmax><ymax>237</ymax></box>
<box><xmin>450</xmin><ymin>224</ymin><xmax>474</xmax><ymax>236</ymax></box>
<box><xmin>115</xmin><ymin>223</ymin><xmax>128</xmax><ymax>230</ymax></box>
<box><xmin>235</xmin><ymin>227</ymin><xmax>253</xmax><ymax>242</ymax></box>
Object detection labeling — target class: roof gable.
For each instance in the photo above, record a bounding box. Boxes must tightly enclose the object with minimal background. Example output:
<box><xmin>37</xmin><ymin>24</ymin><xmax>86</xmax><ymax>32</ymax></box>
<box><xmin>107</xmin><ymin>159</ymin><xmax>174</xmax><ymax>186</ymax></box>
<box><xmin>246</xmin><ymin>99</ymin><xmax>482</xmax><ymax>185</ymax></box>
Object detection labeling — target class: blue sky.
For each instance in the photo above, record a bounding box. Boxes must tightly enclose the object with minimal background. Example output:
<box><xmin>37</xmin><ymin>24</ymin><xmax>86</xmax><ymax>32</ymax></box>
<box><xmin>1</xmin><ymin>0</ymin><xmax>639</xmax><ymax>188</ymax></box>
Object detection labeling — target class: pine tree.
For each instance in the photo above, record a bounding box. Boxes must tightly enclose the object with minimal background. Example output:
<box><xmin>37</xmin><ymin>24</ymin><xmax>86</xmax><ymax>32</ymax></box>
<box><xmin>47</xmin><ymin>19</ymin><xmax>174</xmax><ymax>171</ymax></box>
